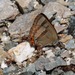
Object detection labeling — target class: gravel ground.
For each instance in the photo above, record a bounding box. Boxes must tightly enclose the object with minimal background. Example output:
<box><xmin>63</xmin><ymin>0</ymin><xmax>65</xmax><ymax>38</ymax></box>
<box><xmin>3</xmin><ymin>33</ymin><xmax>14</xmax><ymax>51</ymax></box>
<box><xmin>0</xmin><ymin>0</ymin><xmax>75</xmax><ymax>75</ymax></box>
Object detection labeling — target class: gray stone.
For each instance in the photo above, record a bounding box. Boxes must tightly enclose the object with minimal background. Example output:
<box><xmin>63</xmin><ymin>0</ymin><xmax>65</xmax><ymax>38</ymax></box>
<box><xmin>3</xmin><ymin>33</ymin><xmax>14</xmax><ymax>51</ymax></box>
<box><xmin>42</xmin><ymin>2</ymin><xmax>73</xmax><ymax>19</ymax></box>
<box><xmin>40</xmin><ymin>0</ymin><xmax>57</xmax><ymax>5</ymax></box>
<box><xmin>69</xmin><ymin>5</ymin><xmax>75</xmax><ymax>11</ymax></box>
<box><xmin>35</xmin><ymin>56</ymin><xmax>50</xmax><ymax>70</ymax></box>
<box><xmin>15</xmin><ymin>0</ymin><xmax>32</xmax><ymax>8</ymax></box>
<box><xmin>35</xmin><ymin>61</ymin><xmax>44</xmax><ymax>71</ymax></box>
<box><xmin>70</xmin><ymin>59</ymin><xmax>75</xmax><ymax>65</ymax></box>
<box><xmin>3</xmin><ymin>65</ymin><xmax>16</xmax><ymax>73</ymax></box>
<box><xmin>0</xmin><ymin>0</ymin><xmax>19</xmax><ymax>21</ymax></box>
<box><xmin>26</xmin><ymin>63</ymin><xmax>36</xmax><ymax>73</ymax></box>
<box><xmin>9</xmin><ymin>10</ymin><xmax>42</xmax><ymax>38</ymax></box>
<box><xmin>55</xmin><ymin>57</ymin><xmax>67</xmax><ymax>66</ymax></box>
<box><xmin>22</xmin><ymin>63</ymin><xmax>36</xmax><ymax>74</ymax></box>
<box><xmin>44</xmin><ymin>55</ymin><xmax>66</xmax><ymax>71</ymax></box>
<box><xmin>60</xmin><ymin>50</ymin><xmax>69</xmax><ymax>58</ymax></box>
<box><xmin>54</xmin><ymin>47</ymin><xmax>62</xmax><ymax>56</ymax></box>
<box><xmin>45</xmin><ymin>50</ymin><xmax>55</xmax><ymax>58</ymax></box>
<box><xmin>68</xmin><ymin>16</ymin><xmax>75</xmax><ymax>37</ymax></box>
<box><xmin>20</xmin><ymin>72</ymin><xmax>33</xmax><ymax>75</ymax></box>
<box><xmin>63</xmin><ymin>11</ymin><xmax>74</xmax><ymax>18</ymax></box>
<box><xmin>35</xmin><ymin>71</ymin><xmax>46</xmax><ymax>75</ymax></box>
<box><xmin>45</xmin><ymin>57</ymin><xmax>66</xmax><ymax>71</ymax></box>
<box><xmin>68</xmin><ymin>0</ymin><xmax>75</xmax><ymax>2</ymax></box>
<box><xmin>42</xmin><ymin>47</ymin><xmax>50</xmax><ymax>51</ymax></box>
<box><xmin>44</xmin><ymin>61</ymin><xmax>56</xmax><ymax>71</ymax></box>
<box><xmin>4</xmin><ymin>41</ymin><xmax>17</xmax><ymax>51</ymax></box>
<box><xmin>16</xmin><ymin>0</ymin><xmax>42</xmax><ymax>12</ymax></box>
<box><xmin>51</xmin><ymin>69</ymin><xmax>64</xmax><ymax>75</ymax></box>
<box><xmin>0</xmin><ymin>46</ymin><xmax>9</xmax><ymax>65</ymax></box>
<box><xmin>65</xmin><ymin>39</ymin><xmax>75</xmax><ymax>49</ymax></box>
<box><xmin>0</xmin><ymin>26</ymin><xmax>8</xmax><ymax>39</ymax></box>
<box><xmin>64</xmin><ymin>71</ymin><xmax>75</xmax><ymax>75</ymax></box>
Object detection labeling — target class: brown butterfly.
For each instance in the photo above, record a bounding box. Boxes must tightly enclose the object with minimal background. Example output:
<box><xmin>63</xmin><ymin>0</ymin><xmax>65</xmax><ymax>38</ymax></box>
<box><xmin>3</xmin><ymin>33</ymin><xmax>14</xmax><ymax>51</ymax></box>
<box><xmin>28</xmin><ymin>13</ymin><xmax>58</xmax><ymax>47</ymax></box>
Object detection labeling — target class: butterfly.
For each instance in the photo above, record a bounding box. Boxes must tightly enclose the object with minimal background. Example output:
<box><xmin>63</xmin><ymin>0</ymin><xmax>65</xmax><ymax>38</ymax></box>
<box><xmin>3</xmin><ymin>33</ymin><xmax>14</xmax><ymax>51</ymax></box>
<box><xmin>28</xmin><ymin>13</ymin><xmax>58</xmax><ymax>47</ymax></box>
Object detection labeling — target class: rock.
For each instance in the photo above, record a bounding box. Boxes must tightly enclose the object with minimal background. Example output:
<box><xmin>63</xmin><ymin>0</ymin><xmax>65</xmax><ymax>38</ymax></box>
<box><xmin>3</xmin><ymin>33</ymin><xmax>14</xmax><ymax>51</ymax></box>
<box><xmin>3</xmin><ymin>65</ymin><xmax>16</xmax><ymax>74</ymax></box>
<box><xmin>0</xmin><ymin>46</ymin><xmax>9</xmax><ymax>65</ymax></box>
<box><xmin>70</xmin><ymin>59</ymin><xmax>75</xmax><ymax>65</ymax></box>
<box><xmin>35</xmin><ymin>71</ymin><xmax>46</xmax><ymax>75</ymax></box>
<box><xmin>45</xmin><ymin>50</ymin><xmax>55</xmax><ymax>58</ymax></box>
<box><xmin>16</xmin><ymin>0</ymin><xmax>42</xmax><ymax>12</ymax></box>
<box><xmin>0</xmin><ymin>26</ymin><xmax>8</xmax><ymax>37</ymax></box>
<box><xmin>1</xmin><ymin>61</ymin><xmax>8</xmax><ymax>69</ymax></box>
<box><xmin>42</xmin><ymin>47</ymin><xmax>50</xmax><ymax>51</ymax></box>
<box><xmin>0</xmin><ymin>0</ymin><xmax>19</xmax><ymax>21</ymax></box>
<box><xmin>39</xmin><ymin>0</ymin><xmax>57</xmax><ymax>5</ymax></box>
<box><xmin>54</xmin><ymin>24</ymin><xmax>68</xmax><ymax>33</ymax></box>
<box><xmin>68</xmin><ymin>0</ymin><xmax>75</xmax><ymax>2</ymax></box>
<box><xmin>22</xmin><ymin>63</ymin><xmax>36</xmax><ymax>74</ymax></box>
<box><xmin>69</xmin><ymin>5</ymin><xmax>75</xmax><ymax>10</ymax></box>
<box><xmin>72</xmin><ymin>51</ymin><xmax>75</xmax><ymax>58</ymax></box>
<box><xmin>65</xmin><ymin>57</ymin><xmax>72</xmax><ymax>65</ymax></box>
<box><xmin>57</xmin><ymin>0</ymin><xmax>69</xmax><ymax>5</ymax></box>
<box><xmin>63</xmin><ymin>11</ymin><xmax>74</xmax><ymax>18</ymax></box>
<box><xmin>22</xmin><ymin>61</ymin><xmax>27</xmax><ymax>67</ymax></box>
<box><xmin>42</xmin><ymin>2</ymin><xmax>74</xmax><ymax>19</ymax></box>
<box><xmin>1</xmin><ymin>33</ymin><xmax>10</xmax><ymax>43</ymax></box>
<box><xmin>60</xmin><ymin>18</ymin><xmax>68</xmax><ymax>24</ymax></box>
<box><xmin>0</xmin><ymin>69</ymin><xmax>3</xmax><ymax>75</ymax></box>
<box><xmin>60</xmin><ymin>35</ymin><xmax>73</xmax><ymax>43</ymax></box>
<box><xmin>45</xmin><ymin>57</ymin><xmax>66</xmax><ymax>71</ymax></box>
<box><xmin>52</xmin><ymin>18</ymin><xmax>68</xmax><ymax>33</ymax></box>
<box><xmin>4</xmin><ymin>41</ymin><xmax>18</xmax><ymax>51</ymax></box>
<box><xmin>64</xmin><ymin>71</ymin><xmax>75</xmax><ymax>75</ymax></box>
<box><xmin>61</xmin><ymin>50</ymin><xmax>69</xmax><ymax>58</ymax></box>
<box><xmin>20</xmin><ymin>72</ymin><xmax>33</xmax><ymax>75</ymax></box>
<box><xmin>65</xmin><ymin>39</ymin><xmax>75</xmax><ymax>49</ymax></box>
<box><xmin>68</xmin><ymin>16</ymin><xmax>75</xmax><ymax>38</ymax></box>
<box><xmin>26</xmin><ymin>63</ymin><xmax>36</xmax><ymax>73</ymax></box>
<box><xmin>40</xmin><ymin>72</ymin><xmax>46</xmax><ymax>75</ymax></box>
<box><xmin>9</xmin><ymin>10</ymin><xmax>42</xmax><ymax>38</ymax></box>
<box><xmin>54</xmin><ymin>47</ymin><xmax>62</xmax><ymax>56</ymax></box>
<box><xmin>44</xmin><ymin>57</ymin><xmax>66</xmax><ymax>71</ymax></box>
<box><xmin>55</xmin><ymin>57</ymin><xmax>67</xmax><ymax>66</ymax></box>
<box><xmin>16</xmin><ymin>0</ymin><xmax>32</xmax><ymax>9</ymax></box>
<box><xmin>51</xmin><ymin>69</ymin><xmax>64</xmax><ymax>75</ymax></box>
<box><xmin>57</xmin><ymin>0</ymin><xmax>75</xmax><ymax>6</ymax></box>
<box><xmin>35</xmin><ymin>56</ymin><xmax>50</xmax><ymax>70</ymax></box>
<box><xmin>44</xmin><ymin>61</ymin><xmax>56</xmax><ymax>71</ymax></box>
<box><xmin>8</xmin><ymin>41</ymin><xmax>35</xmax><ymax>64</ymax></box>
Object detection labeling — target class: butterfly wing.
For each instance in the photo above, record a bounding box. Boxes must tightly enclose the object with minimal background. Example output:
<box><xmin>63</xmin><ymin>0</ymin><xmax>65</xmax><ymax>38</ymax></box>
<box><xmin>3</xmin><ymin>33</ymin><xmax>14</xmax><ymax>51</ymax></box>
<box><xmin>29</xmin><ymin>13</ymin><xmax>58</xmax><ymax>47</ymax></box>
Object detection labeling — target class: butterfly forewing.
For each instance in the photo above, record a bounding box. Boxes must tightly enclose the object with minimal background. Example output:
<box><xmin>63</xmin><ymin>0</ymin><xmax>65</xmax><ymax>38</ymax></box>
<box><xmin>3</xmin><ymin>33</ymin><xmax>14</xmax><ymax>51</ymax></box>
<box><xmin>29</xmin><ymin>13</ymin><xmax>58</xmax><ymax>47</ymax></box>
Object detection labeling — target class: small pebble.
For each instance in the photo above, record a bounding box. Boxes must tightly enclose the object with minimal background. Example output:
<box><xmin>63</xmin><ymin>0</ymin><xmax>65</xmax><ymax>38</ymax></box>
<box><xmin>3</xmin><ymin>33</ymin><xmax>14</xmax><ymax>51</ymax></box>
<box><xmin>65</xmin><ymin>39</ymin><xmax>75</xmax><ymax>49</ymax></box>
<box><xmin>45</xmin><ymin>50</ymin><xmax>55</xmax><ymax>58</ymax></box>
<box><xmin>61</xmin><ymin>50</ymin><xmax>69</xmax><ymax>58</ymax></box>
<box><xmin>70</xmin><ymin>59</ymin><xmax>75</xmax><ymax>65</ymax></box>
<box><xmin>1</xmin><ymin>61</ymin><xmax>8</xmax><ymax>69</ymax></box>
<box><xmin>1</xmin><ymin>33</ymin><xmax>10</xmax><ymax>43</ymax></box>
<box><xmin>64</xmin><ymin>71</ymin><xmax>75</xmax><ymax>75</ymax></box>
<box><xmin>65</xmin><ymin>57</ymin><xmax>72</xmax><ymax>65</ymax></box>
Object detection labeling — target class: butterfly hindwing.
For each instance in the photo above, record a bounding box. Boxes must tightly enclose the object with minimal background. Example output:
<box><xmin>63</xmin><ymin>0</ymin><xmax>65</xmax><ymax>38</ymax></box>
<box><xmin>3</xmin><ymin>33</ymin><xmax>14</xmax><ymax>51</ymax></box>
<box><xmin>29</xmin><ymin>13</ymin><xmax>58</xmax><ymax>47</ymax></box>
